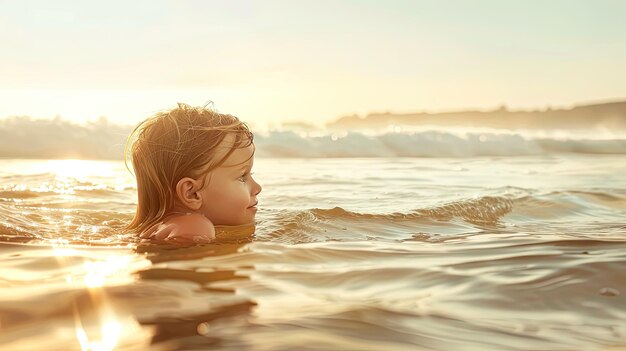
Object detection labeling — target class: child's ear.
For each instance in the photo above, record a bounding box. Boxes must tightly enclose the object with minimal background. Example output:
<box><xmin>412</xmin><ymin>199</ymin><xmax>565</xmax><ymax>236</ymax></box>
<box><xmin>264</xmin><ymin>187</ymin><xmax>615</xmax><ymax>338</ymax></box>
<box><xmin>175</xmin><ymin>177</ymin><xmax>202</xmax><ymax>210</ymax></box>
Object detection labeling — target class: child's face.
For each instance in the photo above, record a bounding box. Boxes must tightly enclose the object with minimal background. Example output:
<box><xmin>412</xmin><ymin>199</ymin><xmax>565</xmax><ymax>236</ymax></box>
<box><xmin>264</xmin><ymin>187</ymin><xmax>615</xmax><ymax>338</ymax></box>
<box><xmin>197</xmin><ymin>142</ymin><xmax>261</xmax><ymax>226</ymax></box>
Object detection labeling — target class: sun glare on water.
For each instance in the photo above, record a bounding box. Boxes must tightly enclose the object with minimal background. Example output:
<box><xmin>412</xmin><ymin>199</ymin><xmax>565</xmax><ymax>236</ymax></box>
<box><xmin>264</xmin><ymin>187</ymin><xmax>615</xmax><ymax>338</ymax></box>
<box><xmin>72</xmin><ymin>296</ymin><xmax>152</xmax><ymax>351</ymax></box>
<box><xmin>50</xmin><ymin>247</ymin><xmax>153</xmax><ymax>350</ymax></box>
<box><xmin>5</xmin><ymin>158</ymin><xmax>135</xmax><ymax>197</ymax></box>
<box><xmin>75</xmin><ymin>317</ymin><xmax>122</xmax><ymax>351</ymax></box>
<box><xmin>44</xmin><ymin>159</ymin><xmax>118</xmax><ymax>180</ymax></box>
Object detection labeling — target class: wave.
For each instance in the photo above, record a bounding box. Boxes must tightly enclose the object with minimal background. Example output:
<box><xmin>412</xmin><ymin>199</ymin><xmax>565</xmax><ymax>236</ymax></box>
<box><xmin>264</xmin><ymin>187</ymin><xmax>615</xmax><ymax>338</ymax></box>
<box><xmin>0</xmin><ymin>116</ymin><xmax>130</xmax><ymax>159</ymax></box>
<box><xmin>259</xmin><ymin>196</ymin><xmax>517</xmax><ymax>244</ymax></box>
<box><xmin>307</xmin><ymin>196</ymin><xmax>514</xmax><ymax>225</ymax></box>
<box><xmin>1</xmin><ymin>117</ymin><xmax>626</xmax><ymax>158</ymax></box>
<box><xmin>254</xmin><ymin>130</ymin><xmax>626</xmax><ymax>157</ymax></box>
<box><xmin>2</xmin><ymin>189</ymin><xmax>624</xmax><ymax>245</ymax></box>
<box><xmin>259</xmin><ymin>191</ymin><xmax>626</xmax><ymax>244</ymax></box>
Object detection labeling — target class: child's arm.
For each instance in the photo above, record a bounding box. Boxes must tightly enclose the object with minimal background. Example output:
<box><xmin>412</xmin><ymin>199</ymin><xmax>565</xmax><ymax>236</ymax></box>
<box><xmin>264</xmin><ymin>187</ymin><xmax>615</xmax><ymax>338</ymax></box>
<box><xmin>139</xmin><ymin>213</ymin><xmax>215</xmax><ymax>243</ymax></box>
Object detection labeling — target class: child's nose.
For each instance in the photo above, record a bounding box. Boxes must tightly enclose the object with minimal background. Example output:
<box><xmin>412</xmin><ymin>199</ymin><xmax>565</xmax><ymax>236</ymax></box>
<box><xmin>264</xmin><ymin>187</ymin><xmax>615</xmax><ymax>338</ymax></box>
<box><xmin>252</xmin><ymin>179</ymin><xmax>262</xmax><ymax>195</ymax></box>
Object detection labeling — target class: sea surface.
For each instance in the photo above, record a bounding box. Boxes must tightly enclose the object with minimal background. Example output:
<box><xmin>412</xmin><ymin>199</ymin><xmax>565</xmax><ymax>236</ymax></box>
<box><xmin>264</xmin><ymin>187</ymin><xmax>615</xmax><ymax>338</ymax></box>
<box><xmin>0</xmin><ymin>154</ymin><xmax>625</xmax><ymax>350</ymax></box>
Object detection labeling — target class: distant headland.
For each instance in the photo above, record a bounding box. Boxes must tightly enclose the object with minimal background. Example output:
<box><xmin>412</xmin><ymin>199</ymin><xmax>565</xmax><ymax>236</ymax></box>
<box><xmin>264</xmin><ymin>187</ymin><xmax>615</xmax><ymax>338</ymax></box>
<box><xmin>326</xmin><ymin>100</ymin><xmax>626</xmax><ymax>130</ymax></box>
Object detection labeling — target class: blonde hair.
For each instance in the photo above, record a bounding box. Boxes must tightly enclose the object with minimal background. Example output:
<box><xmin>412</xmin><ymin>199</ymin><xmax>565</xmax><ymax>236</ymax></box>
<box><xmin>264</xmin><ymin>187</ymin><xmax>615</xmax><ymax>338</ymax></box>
<box><xmin>125</xmin><ymin>103</ymin><xmax>253</xmax><ymax>234</ymax></box>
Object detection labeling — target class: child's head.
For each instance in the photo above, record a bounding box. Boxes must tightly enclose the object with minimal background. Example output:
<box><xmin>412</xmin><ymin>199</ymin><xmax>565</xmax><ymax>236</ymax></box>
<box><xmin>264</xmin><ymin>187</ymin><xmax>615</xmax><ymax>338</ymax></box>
<box><xmin>125</xmin><ymin>103</ymin><xmax>262</xmax><ymax>234</ymax></box>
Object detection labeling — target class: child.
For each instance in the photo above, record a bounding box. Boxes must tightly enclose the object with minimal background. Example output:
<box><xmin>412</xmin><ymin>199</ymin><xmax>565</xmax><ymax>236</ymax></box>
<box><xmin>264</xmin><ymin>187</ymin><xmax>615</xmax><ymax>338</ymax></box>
<box><xmin>125</xmin><ymin>103</ymin><xmax>262</xmax><ymax>243</ymax></box>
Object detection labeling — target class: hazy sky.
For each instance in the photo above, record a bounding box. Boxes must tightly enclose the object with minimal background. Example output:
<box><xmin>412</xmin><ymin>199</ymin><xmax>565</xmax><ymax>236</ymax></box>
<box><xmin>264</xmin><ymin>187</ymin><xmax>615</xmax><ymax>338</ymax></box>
<box><xmin>1</xmin><ymin>0</ymin><xmax>625</xmax><ymax>127</ymax></box>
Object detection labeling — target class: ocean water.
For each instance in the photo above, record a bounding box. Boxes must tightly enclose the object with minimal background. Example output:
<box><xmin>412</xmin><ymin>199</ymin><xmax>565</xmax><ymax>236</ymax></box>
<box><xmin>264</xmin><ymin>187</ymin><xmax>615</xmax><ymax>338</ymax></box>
<box><xmin>0</xmin><ymin>154</ymin><xmax>625</xmax><ymax>350</ymax></box>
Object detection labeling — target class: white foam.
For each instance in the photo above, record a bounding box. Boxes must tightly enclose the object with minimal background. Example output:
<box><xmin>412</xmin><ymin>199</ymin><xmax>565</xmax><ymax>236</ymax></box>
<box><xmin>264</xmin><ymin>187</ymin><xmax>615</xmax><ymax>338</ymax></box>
<box><xmin>1</xmin><ymin>117</ymin><xmax>625</xmax><ymax>159</ymax></box>
<box><xmin>254</xmin><ymin>130</ymin><xmax>626</xmax><ymax>158</ymax></box>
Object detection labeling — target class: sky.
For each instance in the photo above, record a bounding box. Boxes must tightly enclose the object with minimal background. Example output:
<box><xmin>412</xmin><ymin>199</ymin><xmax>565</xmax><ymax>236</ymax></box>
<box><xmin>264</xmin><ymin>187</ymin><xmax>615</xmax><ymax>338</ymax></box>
<box><xmin>1</xmin><ymin>0</ymin><xmax>625</xmax><ymax>127</ymax></box>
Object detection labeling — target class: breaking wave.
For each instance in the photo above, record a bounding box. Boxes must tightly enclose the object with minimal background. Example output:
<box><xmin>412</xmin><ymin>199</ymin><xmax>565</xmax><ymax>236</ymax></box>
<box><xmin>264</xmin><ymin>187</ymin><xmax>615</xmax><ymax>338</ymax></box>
<box><xmin>1</xmin><ymin>117</ymin><xmax>625</xmax><ymax>159</ymax></box>
<box><xmin>254</xmin><ymin>130</ymin><xmax>626</xmax><ymax>157</ymax></box>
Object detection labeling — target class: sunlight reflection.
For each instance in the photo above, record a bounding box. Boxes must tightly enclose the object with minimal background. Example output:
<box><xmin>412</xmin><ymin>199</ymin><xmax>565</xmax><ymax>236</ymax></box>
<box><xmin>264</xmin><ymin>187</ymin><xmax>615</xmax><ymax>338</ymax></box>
<box><xmin>53</xmin><ymin>247</ymin><xmax>81</xmax><ymax>257</ymax></box>
<box><xmin>56</xmin><ymin>248</ymin><xmax>155</xmax><ymax>350</ymax></box>
<box><xmin>75</xmin><ymin>320</ymin><xmax>122</xmax><ymax>351</ymax></box>
<box><xmin>3</xmin><ymin>160</ymin><xmax>136</xmax><ymax>201</ymax></box>
<box><xmin>72</xmin><ymin>297</ymin><xmax>148</xmax><ymax>351</ymax></box>
<box><xmin>18</xmin><ymin>159</ymin><xmax>127</xmax><ymax>196</ymax></box>
<box><xmin>52</xmin><ymin>245</ymin><xmax>144</xmax><ymax>289</ymax></box>
<box><xmin>45</xmin><ymin>159</ymin><xmax>114</xmax><ymax>181</ymax></box>
<box><xmin>51</xmin><ymin>238</ymin><xmax>71</xmax><ymax>245</ymax></box>
<box><xmin>83</xmin><ymin>255</ymin><xmax>133</xmax><ymax>288</ymax></box>
<box><xmin>78</xmin><ymin>225</ymin><xmax>100</xmax><ymax>234</ymax></box>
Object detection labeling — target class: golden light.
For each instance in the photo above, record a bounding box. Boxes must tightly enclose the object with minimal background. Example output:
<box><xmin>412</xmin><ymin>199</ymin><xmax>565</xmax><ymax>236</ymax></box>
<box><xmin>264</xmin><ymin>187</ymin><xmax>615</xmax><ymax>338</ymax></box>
<box><xmin>75</xmin><ymin>319</ymin><xmax>122</xmax><ymax>351</ymax></box>
<box><xmin>44</xmin><ymin>159</ymin><xmax>117</xmax><ymax>181</ymax></box>
<box><xmin>72</xmin><ymin>296</ymin><xmax>147</xmax><ymax>351</ymax></box>
<box><xmin>83</xmin><ymin>255</ymin><xmax>134</xmax><ymax>288</ymax></box>
<box><xmin>53</xmin><ymin>248</ymin><xmax>155</xmax><ymax>350</ymax></box>
<box><xmin>53</xmin><ymin>247</ymin><xmax>81</xmax><ymax>257</ymax></box>
<box><xmin>52</xmin><ymin>245</ymin><xmax>150</xmax><ymax>289</ymax></box>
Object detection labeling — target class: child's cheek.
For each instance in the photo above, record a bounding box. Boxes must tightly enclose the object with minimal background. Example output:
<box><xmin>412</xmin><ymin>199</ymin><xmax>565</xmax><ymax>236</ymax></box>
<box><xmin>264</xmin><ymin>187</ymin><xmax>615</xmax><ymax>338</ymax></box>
<box><xmin>224</xmin><ymin>185</ymin><xmax>248</xmax><ymax>209</ymax></box>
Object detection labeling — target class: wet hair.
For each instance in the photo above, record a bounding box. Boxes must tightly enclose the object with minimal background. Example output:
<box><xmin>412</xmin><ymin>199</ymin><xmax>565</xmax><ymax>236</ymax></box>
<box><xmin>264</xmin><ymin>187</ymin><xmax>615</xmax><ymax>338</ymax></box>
<box><xmin>124</xmin><ymin>103</ymin><xmax>253</xmax><ymax>234</ymax></box>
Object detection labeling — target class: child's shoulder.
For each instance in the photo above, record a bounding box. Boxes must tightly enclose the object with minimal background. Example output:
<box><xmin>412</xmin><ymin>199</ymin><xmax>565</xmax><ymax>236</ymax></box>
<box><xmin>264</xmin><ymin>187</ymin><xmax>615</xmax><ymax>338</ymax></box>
<box><xmin>140</xmin><ymin>212</ymin><xmax>215</xmax><ymax>243</ymax></box>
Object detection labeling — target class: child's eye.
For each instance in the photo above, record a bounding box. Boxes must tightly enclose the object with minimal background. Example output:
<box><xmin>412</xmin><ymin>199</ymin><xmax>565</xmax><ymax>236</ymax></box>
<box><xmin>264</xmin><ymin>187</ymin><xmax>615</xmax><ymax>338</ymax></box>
<box><xmin>238</xmin><ymin>172</ymin><xmax>253</xmax><ymax>182</ymax></box>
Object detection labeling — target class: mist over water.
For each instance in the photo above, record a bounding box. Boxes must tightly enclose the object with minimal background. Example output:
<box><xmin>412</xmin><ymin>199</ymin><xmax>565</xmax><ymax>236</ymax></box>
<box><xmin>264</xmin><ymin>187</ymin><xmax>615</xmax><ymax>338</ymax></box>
<box><xmin>0</xmin><ymin>154</ymin><xmax>625</xmax><ymax>350</ymax></box>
